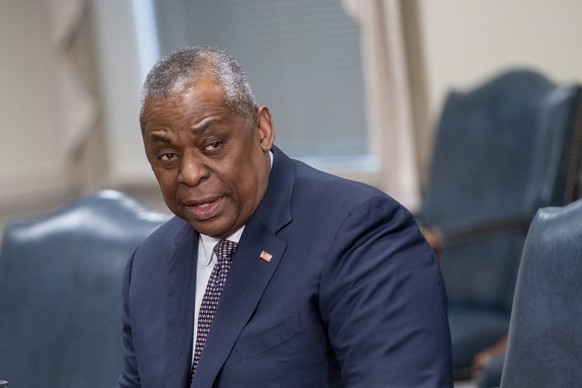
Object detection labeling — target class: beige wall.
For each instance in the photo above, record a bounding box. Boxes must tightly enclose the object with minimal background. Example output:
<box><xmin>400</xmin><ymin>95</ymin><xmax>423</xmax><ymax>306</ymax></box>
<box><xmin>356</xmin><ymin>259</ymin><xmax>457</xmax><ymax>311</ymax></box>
<box><xmin>0</xmin><ymin>1</ymin><xmax>74</xmax><ymax>221</ymax></box>
<box><xmin>2</xmin><ymin>0</ymin><xmax>582</xmax><ymax>229</ymax></box>
<box><xmin>414</xmin><ymin>0</ymin><xmax>582</xmax><ymax>138</ymax></box>
<box><xmin>0</xmin><ymin>0</ymin><xmax>163</xmax><ymax>232</ymax></box>
<box><xmin>0</xmin><ymin>1</ymin><xmax>60</xmax><ymax>178</ymax></box>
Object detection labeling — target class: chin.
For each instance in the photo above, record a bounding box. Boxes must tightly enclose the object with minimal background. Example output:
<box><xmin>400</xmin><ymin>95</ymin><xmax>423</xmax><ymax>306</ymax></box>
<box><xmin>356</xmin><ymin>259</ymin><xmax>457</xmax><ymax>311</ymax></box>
<box><xmin>189</xmin><ymin>220</ymin><xmax>229</xmax><ymax>239</ymax></box>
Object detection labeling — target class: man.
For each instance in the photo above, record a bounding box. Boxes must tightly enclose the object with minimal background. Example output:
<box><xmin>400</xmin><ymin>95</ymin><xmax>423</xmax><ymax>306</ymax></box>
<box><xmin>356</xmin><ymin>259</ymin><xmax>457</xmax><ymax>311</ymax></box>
<box><xmin>118</xmin><ymin>45</ymin><xmax>452</xmax><ymax>387</ymax></box>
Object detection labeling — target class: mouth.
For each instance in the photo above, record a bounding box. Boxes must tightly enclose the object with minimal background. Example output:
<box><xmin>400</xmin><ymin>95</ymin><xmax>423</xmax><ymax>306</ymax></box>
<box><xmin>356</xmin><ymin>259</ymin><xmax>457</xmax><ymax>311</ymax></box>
<box><xmin>184</xmin><ymin>196</ymin><xmax>225</xmax><ymax>221</ymax></box>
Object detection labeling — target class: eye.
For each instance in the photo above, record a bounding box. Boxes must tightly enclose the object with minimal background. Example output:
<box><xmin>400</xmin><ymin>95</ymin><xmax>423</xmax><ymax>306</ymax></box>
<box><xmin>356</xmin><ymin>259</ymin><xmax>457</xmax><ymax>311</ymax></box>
<box><xmin>204</xmin><ymin>141</ymin><xmax>223</xmax><ymax>152</ymax></box>
<box><xmin>159</xmin><ymin>152</ymin><xmax>178</xmax><ymax>161</ymax></box>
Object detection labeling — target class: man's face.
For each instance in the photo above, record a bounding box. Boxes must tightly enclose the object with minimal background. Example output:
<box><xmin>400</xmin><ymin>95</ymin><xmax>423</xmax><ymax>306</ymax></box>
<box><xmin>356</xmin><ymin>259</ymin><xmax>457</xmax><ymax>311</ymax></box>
<box><xmin>141</xmin><ymin>81</ymin><xmax>274</xmax><ymax>238</ymax></box>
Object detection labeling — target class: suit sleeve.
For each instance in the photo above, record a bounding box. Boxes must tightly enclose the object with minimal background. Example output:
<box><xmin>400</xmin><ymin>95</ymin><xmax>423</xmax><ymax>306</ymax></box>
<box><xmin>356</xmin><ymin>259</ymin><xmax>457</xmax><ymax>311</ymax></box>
<box><xmin>117</xmin><ymin>251</ymin><xmax>141</xmax><ymax>388</ymax></box>
<box><xmin>319</xmin><ymin>194</ymin><xmax>453</xmax><ymax>387</ymax></box>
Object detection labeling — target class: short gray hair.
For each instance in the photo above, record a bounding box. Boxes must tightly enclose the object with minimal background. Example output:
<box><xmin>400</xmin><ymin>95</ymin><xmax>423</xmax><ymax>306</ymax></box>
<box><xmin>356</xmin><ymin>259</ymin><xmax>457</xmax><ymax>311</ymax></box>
<box><xmin>140</xmin><ymin>46</ymin><xmax>258</xmax><ymax>127</ymax></box>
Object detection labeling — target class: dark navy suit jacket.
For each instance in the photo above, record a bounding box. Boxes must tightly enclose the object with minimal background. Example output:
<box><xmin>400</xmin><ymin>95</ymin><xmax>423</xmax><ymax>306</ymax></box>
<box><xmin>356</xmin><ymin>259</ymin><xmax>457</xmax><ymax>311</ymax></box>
<box><xmin>118</xmin><ymin>147</ymin><xmax>452</xmax><ymax>387</ymax></box>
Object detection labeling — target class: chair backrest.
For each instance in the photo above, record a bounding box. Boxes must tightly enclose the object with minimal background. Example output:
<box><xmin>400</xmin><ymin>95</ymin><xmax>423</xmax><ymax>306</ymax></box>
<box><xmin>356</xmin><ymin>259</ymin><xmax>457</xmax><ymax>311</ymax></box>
<box><xmin>421</xmin><ymin>69</ymin><xmax>582</xmax><ymax>313</ymax></box>
<box><xmin>0</xmin><ymin>190</ymin><xmax>170</xmax><ymax>388</ymax></box>
<box><xmin>500</xmin><ymin>198</ymin><xmax>582</xmax><ymax>387</ymax></box>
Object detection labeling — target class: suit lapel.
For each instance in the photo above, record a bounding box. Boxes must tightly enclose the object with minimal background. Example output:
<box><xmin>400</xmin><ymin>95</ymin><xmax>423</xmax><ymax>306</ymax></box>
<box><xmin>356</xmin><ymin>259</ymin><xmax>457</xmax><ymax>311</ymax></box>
<box><xmin>191</xmin><ymin>216</ymin><xmax>286</xmax><ymax>386</ymax></box>
<box><xmin>164</xmin><ymin>224</ymin><xmax>199</xmax><ymax>387</ymax></box>
<box><xmin>191</xmin><ymin>147</ymin><xmax>295</xmax><ymax>386</ymax></box>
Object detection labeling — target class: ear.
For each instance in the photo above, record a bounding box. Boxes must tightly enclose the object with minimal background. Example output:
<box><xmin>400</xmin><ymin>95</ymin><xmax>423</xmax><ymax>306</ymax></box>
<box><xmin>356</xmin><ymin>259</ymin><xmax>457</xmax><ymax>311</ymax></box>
<box><xmin>256</xmin><ymin>106</ymin><xmax>275</xmax><ymax>151</ymax></box>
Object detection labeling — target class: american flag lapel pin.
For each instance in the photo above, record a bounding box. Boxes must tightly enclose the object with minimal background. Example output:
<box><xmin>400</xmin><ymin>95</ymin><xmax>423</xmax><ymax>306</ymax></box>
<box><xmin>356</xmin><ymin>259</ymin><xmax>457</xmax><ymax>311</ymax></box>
<box><xmin>260</xmin><ymin>251</ymin><xmax>273</xmax><ymax>262</ymax></box>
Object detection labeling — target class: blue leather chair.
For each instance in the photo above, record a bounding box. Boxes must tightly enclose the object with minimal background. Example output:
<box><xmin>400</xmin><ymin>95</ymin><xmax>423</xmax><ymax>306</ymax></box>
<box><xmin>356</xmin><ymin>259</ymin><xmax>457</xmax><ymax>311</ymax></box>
<box><xmin>0</xmin><ymin>190</ymin><xmax>170</xmax><ymax>388</ymax></box>
<box><xmin>500</xmin><ymin>199</ymin><xmax>582</xmax><ymax>387</ymax></box>
<box><xmin>417</xmin><ymin>69</ymin><xmax>582</xmax><ymax>378</ymax></box>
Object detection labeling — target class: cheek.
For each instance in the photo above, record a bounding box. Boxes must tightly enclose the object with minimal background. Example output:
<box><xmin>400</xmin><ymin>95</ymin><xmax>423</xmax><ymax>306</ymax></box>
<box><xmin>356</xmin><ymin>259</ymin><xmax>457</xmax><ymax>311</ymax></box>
<box><xmin>230</xmin><ymin>170</ymin><xmax>260</xmax><ymax>207</ymax></box>
<box><xmin>153</xmin><ymin>170</ymin><xmax>177</xmax><ymax>194</ymax></box>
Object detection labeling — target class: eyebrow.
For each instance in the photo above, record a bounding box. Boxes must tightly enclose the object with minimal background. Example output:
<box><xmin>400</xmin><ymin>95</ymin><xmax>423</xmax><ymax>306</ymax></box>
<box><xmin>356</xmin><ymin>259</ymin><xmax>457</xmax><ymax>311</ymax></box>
<box><xmin>190</xmin><ymin>119</ymin><xmax>216</xmax><ymax>136</ymax></box>
<box><xmin>150</xmin><ymin>133</ymin><xmax>172</xmax><ymax>144</ymax></box>
<box><xmin>147</xmin><ymin>117</ymin><xmax>220</xmax><ymax>144</ymax></box>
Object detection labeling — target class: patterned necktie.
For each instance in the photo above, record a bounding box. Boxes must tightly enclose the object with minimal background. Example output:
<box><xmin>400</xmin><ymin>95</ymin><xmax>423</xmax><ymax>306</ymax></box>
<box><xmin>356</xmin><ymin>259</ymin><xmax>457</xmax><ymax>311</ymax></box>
<box><xmin>190</xmin><ymin>239</ymin><xmax>238</xmax><ymax>377</ymax></box>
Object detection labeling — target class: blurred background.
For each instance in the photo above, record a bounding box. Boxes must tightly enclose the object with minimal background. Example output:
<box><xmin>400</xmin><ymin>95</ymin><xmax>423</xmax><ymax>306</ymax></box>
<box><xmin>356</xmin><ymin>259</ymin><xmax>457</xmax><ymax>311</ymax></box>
<box><xmin>3</xmin><ymin>2</ymin><xmax>582</xmax><ymax>387</ymax></box>
<box><xmin>1</xmin><ymin>0</ymin><xmax>581</xmax><ymax>226</ymax></box>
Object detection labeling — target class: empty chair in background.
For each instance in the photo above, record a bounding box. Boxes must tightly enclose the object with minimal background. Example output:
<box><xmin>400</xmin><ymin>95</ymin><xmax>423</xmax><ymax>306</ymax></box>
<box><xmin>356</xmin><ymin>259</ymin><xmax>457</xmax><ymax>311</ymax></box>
<box><xmin>0</xmin><ymin>190</ymin><xmax>170</xmax><ymax>388</ymax></box>
<box><xmin>417</xmin><ymin>68</ymin><xmax>582</xmax><ymax>380</ymax></box>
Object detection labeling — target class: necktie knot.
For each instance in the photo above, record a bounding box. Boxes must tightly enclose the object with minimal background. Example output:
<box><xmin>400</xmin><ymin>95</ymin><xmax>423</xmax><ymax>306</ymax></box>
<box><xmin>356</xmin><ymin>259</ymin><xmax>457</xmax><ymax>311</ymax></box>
<box><xmin>213</xmin><ymin>239</ymin><xmax>237</xmax><ymax>265</ymax></box>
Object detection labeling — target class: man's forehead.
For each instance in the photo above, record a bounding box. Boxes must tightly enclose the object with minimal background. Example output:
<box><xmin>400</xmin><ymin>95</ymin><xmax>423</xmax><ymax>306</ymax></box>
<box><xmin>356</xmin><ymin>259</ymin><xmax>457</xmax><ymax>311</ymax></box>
<box><xmin>146</xmin><ymin>79</ymin><xmax>225</xmax><ymax>105</ymax></box>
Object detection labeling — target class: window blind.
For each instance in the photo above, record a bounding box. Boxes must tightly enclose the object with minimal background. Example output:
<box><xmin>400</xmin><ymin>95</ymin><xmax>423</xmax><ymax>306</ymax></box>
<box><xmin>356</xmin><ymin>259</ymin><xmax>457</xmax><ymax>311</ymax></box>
<box><xmin>153</xmin><ymin>0</ymin><xmax>367</xmax><ymax>158</ymax></box>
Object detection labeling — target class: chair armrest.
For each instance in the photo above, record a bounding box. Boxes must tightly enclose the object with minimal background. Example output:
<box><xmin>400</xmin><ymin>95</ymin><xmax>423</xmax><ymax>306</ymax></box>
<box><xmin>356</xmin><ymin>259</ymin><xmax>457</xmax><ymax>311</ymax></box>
<box><xmin>426</xmin><ymin>215</ymin><xmax>533</xmax><ymax>251</ymax></box>
<box><xmin>441</xmin><ymin>216</ymin><xmax>532</xmax><ymax>247</ymax></box>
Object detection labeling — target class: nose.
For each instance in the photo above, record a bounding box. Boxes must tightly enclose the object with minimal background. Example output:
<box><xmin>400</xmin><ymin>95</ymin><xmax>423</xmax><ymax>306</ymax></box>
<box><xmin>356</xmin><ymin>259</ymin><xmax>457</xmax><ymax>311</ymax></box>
<box><xmin>178</xmin><ymin>152</ymin><xmax>209</xmax><ymax>186</ymax></box>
